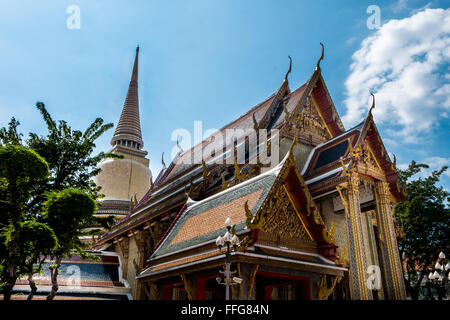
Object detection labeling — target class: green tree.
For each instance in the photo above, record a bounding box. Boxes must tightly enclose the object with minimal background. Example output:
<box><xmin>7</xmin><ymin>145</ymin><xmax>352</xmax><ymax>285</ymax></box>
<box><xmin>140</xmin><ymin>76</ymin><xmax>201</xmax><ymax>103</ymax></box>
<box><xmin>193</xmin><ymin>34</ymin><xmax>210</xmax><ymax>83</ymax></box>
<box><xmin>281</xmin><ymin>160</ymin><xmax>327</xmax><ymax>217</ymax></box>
<box><xmin>42</xmin><ymin>188</ymin><xmax>96</xmax><ymax>300</ymax></box>
<box><xmin>395</xmin><ymin>160</ymin><xmax>450</xmax><ymax>300</ymax></box>
<box><xmin>0</xmin><ymin>102</ymin><xmax>117</xmax><ymax>299</ymax></box>
<box><xmin>6</xmin><ymin>220</ymin><xmax>58</xmax><ymax>300</ymax></box>
<box><xmin>27</xmin><ymin>102</ymin><xmax>117</xmax><ymax>230</ymax></box>
<box><xmin>0</xmin><ymin>117</ymin><xmax>22</xmax><ymax>146</ymax></box>
<box><xmin>0</xmin><ymin>145</ymin><xmax>49</xmax><ymax>300</ymax></box>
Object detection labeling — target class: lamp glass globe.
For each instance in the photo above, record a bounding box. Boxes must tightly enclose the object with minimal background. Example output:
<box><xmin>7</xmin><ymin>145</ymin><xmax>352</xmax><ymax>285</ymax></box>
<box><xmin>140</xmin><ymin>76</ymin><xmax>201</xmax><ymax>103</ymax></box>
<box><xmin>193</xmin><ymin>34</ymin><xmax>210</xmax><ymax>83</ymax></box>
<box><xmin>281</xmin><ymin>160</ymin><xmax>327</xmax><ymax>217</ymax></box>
<box><xmin>223</xmin><ymin>231</ymin><xmax>233</xmax><ymax>242</ymax></box>
<box><xmin>216</xmin><ymin>236</ymin><xmax>224</xmax><ymax>247</ymax></box>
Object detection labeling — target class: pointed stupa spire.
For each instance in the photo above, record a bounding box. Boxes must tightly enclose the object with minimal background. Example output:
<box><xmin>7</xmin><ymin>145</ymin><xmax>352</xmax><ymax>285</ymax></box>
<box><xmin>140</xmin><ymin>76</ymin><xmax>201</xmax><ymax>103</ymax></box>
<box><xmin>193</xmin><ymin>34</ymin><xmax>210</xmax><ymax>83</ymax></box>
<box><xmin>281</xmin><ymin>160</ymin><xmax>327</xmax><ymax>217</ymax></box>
<box><xmin>111</xmin><ymin>46</ymin><xmax>144</xmax><ymax>149</ymax></box>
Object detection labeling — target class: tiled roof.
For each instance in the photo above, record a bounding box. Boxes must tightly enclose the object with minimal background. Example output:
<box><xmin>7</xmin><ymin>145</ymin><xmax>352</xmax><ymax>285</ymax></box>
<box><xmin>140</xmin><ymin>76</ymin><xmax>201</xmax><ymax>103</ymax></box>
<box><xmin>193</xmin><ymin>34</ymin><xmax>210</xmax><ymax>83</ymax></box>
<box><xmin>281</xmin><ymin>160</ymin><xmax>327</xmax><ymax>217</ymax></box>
<box><xmin>151</xmin><ymin>168</ymin><xmax>279</xmax><ymax>258</ymax></box>
<box><xmin>156</xmin><ymin>93</ymin><xmax>278</xmax><ymax>186</ymax></box>
<box><xmin>132</xmin><ymin>82</ymin><xmax>307</xmax><ymax>213</ymax></box>
<box><xmin>14</xmin><ymin>252</ymin><xmax>130</xmax><ymax>300</ymax></box>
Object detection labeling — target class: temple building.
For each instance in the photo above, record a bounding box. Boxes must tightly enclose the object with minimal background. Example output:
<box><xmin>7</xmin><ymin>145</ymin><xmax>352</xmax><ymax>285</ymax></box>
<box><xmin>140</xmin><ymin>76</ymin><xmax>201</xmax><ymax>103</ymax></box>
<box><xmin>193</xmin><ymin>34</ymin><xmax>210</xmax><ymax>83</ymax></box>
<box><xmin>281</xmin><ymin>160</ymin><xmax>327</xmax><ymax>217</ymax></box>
<box><xmin>92</xmin><ymin>45</ymin><xmax>407</xmax><ymax>300</ymax></box>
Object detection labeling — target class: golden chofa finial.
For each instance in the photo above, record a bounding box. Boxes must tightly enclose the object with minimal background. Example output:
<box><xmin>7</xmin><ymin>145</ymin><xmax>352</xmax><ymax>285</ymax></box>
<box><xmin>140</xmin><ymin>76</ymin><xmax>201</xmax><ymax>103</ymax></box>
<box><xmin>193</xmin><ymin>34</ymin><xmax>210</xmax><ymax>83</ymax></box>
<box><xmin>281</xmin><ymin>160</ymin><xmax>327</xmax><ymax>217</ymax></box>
<box><xmin>288</xmin><ymin>131</ymin><xmax>298</xmax><ymax>155</ymax></box>
<box><xmin>316</xmin><ymin>42</ymin><xmax>324</xmax><ymax>71</ymax></box>
<box><xmin>284</xmin><ymin>55</ymin><xmax>292</xmax><ymax>82</ymax></box>
<box><xmin>369</xmin><ymin>93</ymin><xmax>375</xmax><ymax>116</ymax></box>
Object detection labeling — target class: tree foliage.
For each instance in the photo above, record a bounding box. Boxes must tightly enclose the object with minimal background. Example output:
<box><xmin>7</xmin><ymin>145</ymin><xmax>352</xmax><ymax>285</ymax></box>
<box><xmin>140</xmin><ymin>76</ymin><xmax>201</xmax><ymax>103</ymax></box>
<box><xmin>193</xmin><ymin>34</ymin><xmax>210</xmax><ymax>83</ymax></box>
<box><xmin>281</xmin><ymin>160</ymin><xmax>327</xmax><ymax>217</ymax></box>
<box><xmin>0</xmin><ymin>102</ymin><xmax>115</xmax><ymax>299</ymax></box>
<box><xmin>395</xmin><ymin>160</ymin><xmax>450</xmax><ymax>300</ymax></box>
<box><xmin>27</xmin><ymin>102</ymin><xmax>117</xmax><ymax>229</ymax></box>
<box><xmin>42</xmin><ymin>188</ymin><xmax>97</xmax><ymax>300</ymax></box>
<box><xmin>0</xmin><ymin>117</ymin><xmax>22</xmax><ymax>146</ymax></box>
<box><xmin>44</xmin><ymin>188</ymin><xmax>96</xmax><ymax>255</ymax></box>
<box><xmin>0</xmin><ymin>144</ymin><xmax>50</xmax><ymax>300</ymax></box>
<box><xmin>28</xmin><ymin>102</ymin><xmax>114</xmax><ymax>196</ymax></box>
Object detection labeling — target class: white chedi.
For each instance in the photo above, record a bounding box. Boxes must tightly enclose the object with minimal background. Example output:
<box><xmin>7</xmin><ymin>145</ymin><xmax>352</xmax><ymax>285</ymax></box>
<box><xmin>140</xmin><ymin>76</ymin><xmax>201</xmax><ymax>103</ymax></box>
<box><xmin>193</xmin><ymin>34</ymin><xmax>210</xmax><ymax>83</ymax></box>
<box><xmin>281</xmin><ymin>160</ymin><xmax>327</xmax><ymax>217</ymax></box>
<box><xmin>94</xmin><ymin>157</ymin><xmax>151</xmax><ymax>202</ymax></box>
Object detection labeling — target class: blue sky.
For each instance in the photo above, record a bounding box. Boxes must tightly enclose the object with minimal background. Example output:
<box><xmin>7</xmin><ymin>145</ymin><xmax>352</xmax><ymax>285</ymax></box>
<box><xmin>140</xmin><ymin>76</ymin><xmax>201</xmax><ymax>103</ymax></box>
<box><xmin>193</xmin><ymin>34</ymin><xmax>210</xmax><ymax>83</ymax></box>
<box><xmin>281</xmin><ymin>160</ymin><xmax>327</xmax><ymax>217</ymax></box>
<box><xmin>0</xmin><ymin>0</ymin><xmax>448</xmax><ymax>190</ymax></box>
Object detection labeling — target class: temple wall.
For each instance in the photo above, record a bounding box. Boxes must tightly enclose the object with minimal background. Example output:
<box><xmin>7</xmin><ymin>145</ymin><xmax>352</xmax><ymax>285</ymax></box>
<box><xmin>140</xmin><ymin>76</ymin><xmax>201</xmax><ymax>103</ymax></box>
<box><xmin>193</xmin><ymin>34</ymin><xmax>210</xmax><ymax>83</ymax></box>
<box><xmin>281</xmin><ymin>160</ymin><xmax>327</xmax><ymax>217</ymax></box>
<box><xmin>319</xmin><ymin>195</ymin><xmax>347</xmax><ymax>261</ymax></box>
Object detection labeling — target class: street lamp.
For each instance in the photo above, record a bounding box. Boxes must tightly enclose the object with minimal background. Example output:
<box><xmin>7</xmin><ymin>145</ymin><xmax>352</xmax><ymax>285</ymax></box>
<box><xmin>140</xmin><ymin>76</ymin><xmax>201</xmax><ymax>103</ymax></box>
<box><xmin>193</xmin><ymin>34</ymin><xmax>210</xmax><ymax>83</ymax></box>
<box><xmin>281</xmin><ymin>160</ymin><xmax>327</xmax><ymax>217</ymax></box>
<box><xmin>428</xmin><ymin>251</ymin><xmax>449</xmax><ymax>300</ymax></box>
<box><xmin>215</xmin><ymin>217</ymin><xmax>241</xmax><ymax>300</ymax></box>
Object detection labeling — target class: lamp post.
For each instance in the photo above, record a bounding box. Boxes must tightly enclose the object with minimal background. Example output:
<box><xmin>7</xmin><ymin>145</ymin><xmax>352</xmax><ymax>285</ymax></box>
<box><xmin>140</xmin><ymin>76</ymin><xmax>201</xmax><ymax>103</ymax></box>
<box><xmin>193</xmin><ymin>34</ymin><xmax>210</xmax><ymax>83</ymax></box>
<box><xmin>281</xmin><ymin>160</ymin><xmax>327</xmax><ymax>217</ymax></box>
<box><xmin>215</xmin><ymin>217</ymin><xmax>242</xmax><ymax>300</ymax></box>
<box><xmin>427</xmin><ymin>251</ymin><xmax>450</xmax><ymax>300</ymax></box>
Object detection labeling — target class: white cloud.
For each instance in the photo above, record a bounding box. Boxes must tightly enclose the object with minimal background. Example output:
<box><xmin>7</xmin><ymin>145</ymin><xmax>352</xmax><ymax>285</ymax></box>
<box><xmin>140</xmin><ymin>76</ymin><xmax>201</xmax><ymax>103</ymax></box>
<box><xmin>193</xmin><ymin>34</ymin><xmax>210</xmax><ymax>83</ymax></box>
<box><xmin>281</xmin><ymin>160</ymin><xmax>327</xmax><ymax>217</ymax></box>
<box><xmin>398</xmin><ymin>157</ymin><xmax>450</xmax><ymax>178</ymax></box>
<box><xmin>342</xmin><ymin>8</ymin><xmax>450</xmax><ymax>143</ymax></box>
<box><xmin>422</xmin><ymin>156</ymin><xmax>450</xmax><ymax>177</ymax></box>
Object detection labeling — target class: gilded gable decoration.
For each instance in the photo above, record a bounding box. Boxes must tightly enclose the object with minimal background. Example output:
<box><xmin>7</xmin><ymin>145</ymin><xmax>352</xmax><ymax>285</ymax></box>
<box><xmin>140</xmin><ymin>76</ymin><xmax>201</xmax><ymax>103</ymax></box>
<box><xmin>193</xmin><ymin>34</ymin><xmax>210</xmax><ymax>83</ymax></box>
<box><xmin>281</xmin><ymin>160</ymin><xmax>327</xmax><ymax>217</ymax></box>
<box><xmin>296</xmin><ymin>99</ymin><xmax>331</xmax><ymax>141</ymax></box>
<box><xmin>260</xmin><ymin>186</ymin><xmax>315</xmax><ymax>245</ymax></box>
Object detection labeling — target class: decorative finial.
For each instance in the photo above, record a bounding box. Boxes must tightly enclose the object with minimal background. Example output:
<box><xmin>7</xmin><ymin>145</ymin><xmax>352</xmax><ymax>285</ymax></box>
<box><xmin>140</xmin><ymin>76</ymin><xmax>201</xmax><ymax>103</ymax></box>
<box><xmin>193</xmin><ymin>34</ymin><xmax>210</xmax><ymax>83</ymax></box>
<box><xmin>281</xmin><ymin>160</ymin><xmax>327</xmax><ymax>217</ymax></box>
<box><xmin>184</xmin><ymin>185</ymin><xmax>190</xmax><ymax>201</ymax></box>
<box><xmin>221</xmin><ymin>174</ymin><xmax>228</xmax><ymax>190</ymax></box>
<box><xmin>288</xmin><ymin>132</ymin><xmax>298</xmax><ymax>155</ymax></box>
<box><xmin>176</xmin><ymin>135</ymin><xmax>183</xmax><ymax>154</ymax></box>
<box><xmin>340</xmin><ymin>157</ymin><xmax>349</xmax><ymax>176</ymax></box>
<box><xmin>316</xmin><ymin>42</ymin><xmax>325</xmax><ymax>71</ymax></box>
<box><xmin>252</xmin><ymin>113</ymin><xmax>259</xmax><ymax>131</ymax></box>
<box><xmin>284</xmin><ymin>55</ymin><xmax>292</xmax><ymax>82</ymax></box>
<box><xmin>234</xmin><ymin>148</ymin><xmax>240</xmax><ymax>177</ymax></box>
<box><xmin>369</xmin><ymin>93</ymin><xmax>375</xmax><ymax>115</ymax></box>
<box><xmin>136</xmin><ymin>44</ymin><xmax>139</xmax><ymax>52</ymax></box>
<box><xmin>161</xmin><ymin>152</ymin><xmax>166</xmax><ymax>168</ymax></box>
<box><xmin>283</xmin><ymin>103</ymin><xmax>290</xmax><ymax>119</ymax></box>
<box><xmin>202</xmin><ymin>159</ymin><xmax>212</xmax><ymax>181</ymax></box>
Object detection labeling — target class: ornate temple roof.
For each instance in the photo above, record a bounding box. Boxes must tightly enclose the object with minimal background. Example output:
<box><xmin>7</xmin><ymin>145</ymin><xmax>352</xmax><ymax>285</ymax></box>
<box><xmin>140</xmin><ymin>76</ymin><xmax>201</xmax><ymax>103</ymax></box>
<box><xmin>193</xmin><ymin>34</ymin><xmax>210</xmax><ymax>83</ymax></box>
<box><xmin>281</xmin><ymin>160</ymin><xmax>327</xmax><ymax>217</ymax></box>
<box><xmin>151</xmin><ymin>164</ymin><xmax>280</xmax><ymax>259</ymax></box>
<box><xmin>94</xmin><ymin>57</ymin><xmax>350</xmax><ymax>246</ymax></box>
<box><xmin>302</xmin><ymin>122</ymin><xmax>364</xmax><ymax>179</ymax></box>
<box><xmin>137</xmin><ymin>150</ymin><xmax>345</xmax><ymax>280</ymax></box>
<box><xmin>302</xmin><ymin>109</ymin><xmax>406</xmax><ymax>201</ymax></box>
<box><xmin>111</xmin><ymin>46</ymin><xmax>144</xmax><ymax>149</ymax></box>
<box><xmin>13</xmin><ymin>252</ymin><xmax>130</xmax><ymax>300</ymax></box>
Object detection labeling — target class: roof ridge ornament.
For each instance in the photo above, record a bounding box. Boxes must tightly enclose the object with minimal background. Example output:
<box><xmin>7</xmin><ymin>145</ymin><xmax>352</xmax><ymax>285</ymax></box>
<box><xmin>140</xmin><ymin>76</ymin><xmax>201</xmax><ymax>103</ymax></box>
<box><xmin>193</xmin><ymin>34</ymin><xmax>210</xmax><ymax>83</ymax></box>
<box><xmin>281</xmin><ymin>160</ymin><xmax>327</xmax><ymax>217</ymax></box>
<box><xmin>284</xmin><ymin>55</ymin><xmax>292</xmax><ymax>82</ymax></box>
<box><xmin>316</xmin><ymin>42</ymin><xmax>325</xmax><ymax>71</ymax></box>
<box><xmin>369</xmin><ymin>93</ymin><xmax>375</xmax><ymax>116</ymax></box>
<box><xmin>288</xmin><ymin>129</ymin><xmax>298</xmax><ymax>156</ymax></box>
<box><xmin>252</xmin><ymin>113</ymin><xmax>259</xmax><ymax>131</ymax></box>
<box><xmin>161</xmin><ymin>152</ymin><xmax>166</xmax><ymax>169</ymax></box>
<box><xmin>176</xmin><ymin>135</ymin><xmax>183</xmax><ymax>154</ymax></box>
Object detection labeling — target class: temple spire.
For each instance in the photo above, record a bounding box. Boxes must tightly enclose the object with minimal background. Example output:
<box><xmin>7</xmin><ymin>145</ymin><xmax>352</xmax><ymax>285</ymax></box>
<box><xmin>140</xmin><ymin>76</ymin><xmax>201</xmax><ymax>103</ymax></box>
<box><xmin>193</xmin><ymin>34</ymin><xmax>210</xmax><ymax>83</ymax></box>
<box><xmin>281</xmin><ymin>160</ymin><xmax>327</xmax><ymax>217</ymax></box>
<box><xmin>111</xmin><ymin>46</ymin><xmax>144</xmax><ymax>150</ymax></box>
